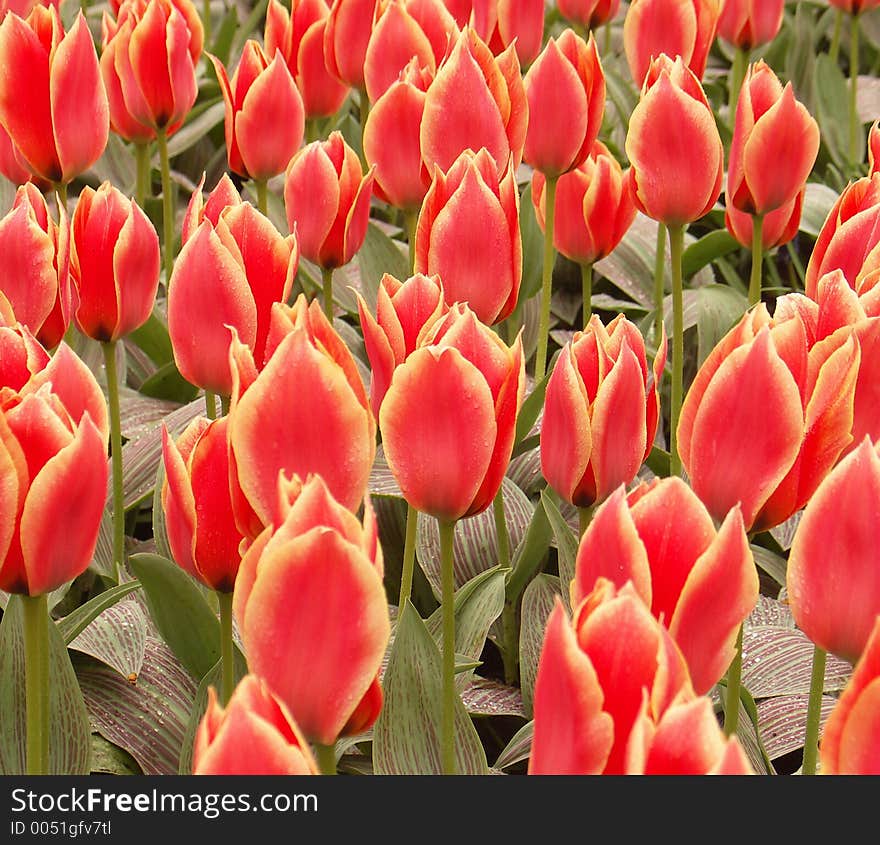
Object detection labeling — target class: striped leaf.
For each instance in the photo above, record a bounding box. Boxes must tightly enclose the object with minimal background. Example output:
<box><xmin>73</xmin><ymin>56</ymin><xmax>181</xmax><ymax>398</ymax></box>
<box><xmin>368</xmin><ymin>445</ymin><xmax>403</xmax><ymax>499</ymax></box>
<box><xmin>541</xmin><ymin>490</ymin><xmax>579</xmax><ymax>606</ymax></box>
<box><xmin>57</xmin><ymin>580</ymin><xmax>143</xmax><ymax>645</ymax></box>
<box><xmin>756</xmin><ymin>694</ymin><xmax>839</xmax><ymax>765</ymax></box>
<box><xmin>461</xmin><ymin>677</ymin><xmax>525</xmax><ymax>718</ymax></box>
<box><xmin>494</xmin><ymin>720</ymin><xmax>534</xmax><ymax>771</ymax></box>
<box><xmin>519</xmin><ymin>574</ymin><xmax>562</xmax><ymax>718</ymax></box>
<box><xmin>506</xmin><ymin>447</ymin><xmax>544</xmax><ymax>496</ymax></box>
<box><xmin>69</xmin><ymin>601</ymin><xmax>149</xmax><ymax>679</ymax></box>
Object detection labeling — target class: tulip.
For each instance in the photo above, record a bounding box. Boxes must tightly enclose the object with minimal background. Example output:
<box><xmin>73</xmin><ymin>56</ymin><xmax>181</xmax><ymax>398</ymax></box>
<box><xmin>725</xmin><ymin>190</ymin><xmax>804</xmax><ymax>256</ymax></box>
<box><xmin>0</xmin><ymin>124</ymin><xmax>51</xmax><ymax>191</ymax></box>
<box><xmin>210</xmin><ymin>40</ymin><xmax>305</xmax><ymax>202</ymax></box>
<box><xmin>529</xmin><ymin>580</ymin><xmax>692</xmax><ymax>774</ymax></box>
<box><xmin>820</xmin><ymin>616</ymin><xmax>880</xmax><ymax>775</ymax></box>
<box><xmin>0</xmin><ymin>7</ymin><xmax>108</xmax><ymax>192</ymax></box>
<box><xmin>828</xmin><ymin>0</ymin><xmax>880</xmax><ymax>10</ymax></box>
<box><xmin>323</xmin><ymin>0</ymin><xmax>378</xmax><ymax>90</ymax></box>
<box><xmin>228</xmin><ymin>295</ymin><xmax>376</xmax><ymax>535</ymax></box>
<box><xmin>0</xmin><ymin>183</ymin><xmax>71</xmax><ymax>350</ymax></box>
<box><xmin>623</xmin><ymin>0</ymin><xmax>720</xmax><ymax>86</ymax></box>
<box><xmin>420</xmin><ymin>26</ymin><xmax>528</xmax><ymax>179</ymax></box>
<box><xmin>193</xmin><ymin>675</ymin><xmax>319</xmax><ymax>775</ymax></box>
<box><xmin>233</xmin><ymin>474</ymin><xmax>390</xmax><ymax>772</ymax></box>
<box><xmin>717</xmin><ymin>0</ymin><xmax>784</xmax><ymax>50</ymax></box>
<box><xmin>540</xmin><ymin>314</ymin><xmax>665</xmax><ymax>518</ymax></box>
<box><xmin>167</xmin><ymin>201</ymin><xmax>299</xmax><ymax>399</ymax></box>
<box><xmin>0</xmin><ymin>0</ymin><xmax>60</xmax><ymax>19</ymax></box>
<box><xmin>488</xmin><ymin>0</ymin><xmax>545</xmax><ymax>67</ymax></box>
<box><xmin>556</xmin><ymin>0</ymin><xmax>620</xmax><ymax>32</ymax></box>
<box><xmin>414</xmin><ymin>148</ymin><xmax>521</xmax><ymax>326</ymax></box>
<box><xmin>283</xmin><ymin>130</ymin><xmax>375</xmax><ymax>316</ymax></box>
<box><xmin>181</xmin><ymin>172</ymin><xmax>243</xmax><ymax>245</ymax></box>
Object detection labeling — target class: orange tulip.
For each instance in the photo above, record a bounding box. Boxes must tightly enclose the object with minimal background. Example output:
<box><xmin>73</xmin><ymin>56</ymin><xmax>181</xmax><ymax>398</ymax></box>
<box><xmin>625</xmin><ymin>54</ymin><xmax>723</xmax><ymax>228</ymax></box>
<box><xmin>522</xmin><ymin>29</ymin><xmax>605</xmax><ymax>179</ymax></box>
<box><xmin>420</xmin><ymin>26</ymin><xmax>527</xmax><ymax>178</ymax></box>
<box><xmin>573</xmin><ymin>478</ymin><xmax>758</xmax><ymax>694</ymax></box>
<box><xmin>623</xmin><ymin>0</ymin><xmax>720</xmax><ymax>86</ymax></box>
<box><xmin>0</xmin><ymin>0</ymin><xmax>59</xmax><ymax>19</ymax></box>
<box><xmin>488</xmin><ymin>0</ymin><xmax>545</xmax><ymax>67</ymax></box>
<box><xmin>70</xmin><ymin>181</ymin><xmax>160</xmax><ymax>343</ymax></box>
<box><xmin>414</xmin><ymin>148</ymin><xmax>521</xmax><ymax>325</ymax></box>
<box><xmin>0</xmin><ymin>183</ymin><xmax>71</xmax><ymax>349</ymax></box>
<box><xmin>193</xmin><ymin>675</ymin><xmax>318</xmax><ymax>775</ymax></box>
<box><xmin>725</xmin><ymin>189</ymin><xmax>803</xmax><ymax>252</ymax></box>
<box><xmin>210</xmin><ymin>40</ymin><xmax>305</xmax><ymax>183</ymax></box>
<box><xmin>233</xmin><ymin>474</ymin><xmax>390</xmax><ymax>746</ymax></box>
<box><xmin>323</xmin><ymin>0</ymin><xmax>378</xmax><ymax>89</ymax></box>
<box><xmin>717</xmin><ymin>0</ymin><xmax>784</xmax><ymax>50</ymax></box>
<box><xmin>0</xmin><ymin>123</ymin><xmax>51</xmax><ymax>191</ymax></box>
<box><xmin>540</xmin><ymin>314</ymin><xmax>665</xmax><ymax>509</ymax></box>
<box><xmin>0</xmin><ymin>7</ymin><xmax>108</xmax><ymax>185</ymax></box>
<box><xmin>820</xmin><ymin>615</ymin><xmax>880</xmax><ymax>774</ymax></box>
<box><xmin>0</xmin><ymin>327</ymin><xmax>109</xmax><ymax>596</ymax></box>
<box><xmin>181</xmin><ymin>172</ymin><xmax>243</xmax><ymax>245</ymax></box>
<box><xmin>556</xmin><ymin>0</ymin><xmax>620</xmax><ymax>30</ymax></box>
<box><xmin>283</xmin><ymin>130</ymin><xmax>374</xmax><ymax>270</ymax></box>
<box><xmin>787</xmin><ymin>438</ymin><xmax>880</xmax><ymax>664</ymax></box>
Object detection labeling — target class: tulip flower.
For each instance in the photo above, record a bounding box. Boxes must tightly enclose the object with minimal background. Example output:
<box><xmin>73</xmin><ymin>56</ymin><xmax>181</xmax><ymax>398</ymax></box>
<box><xmin>0</xmin><ymin>0</ymin><xmax>60</xmax><ymax>19</ymax></box>
<box><xmin>167</xmin><ymin>201</ymin><xmax>299</xmax><ymax>399</ymax></box>
<box><xmin>233</xmin><ymin>474</ymin><xmax>390</xmax><ymax>772</ymax></box>
<box><xmin>820</xmin><ymin>616</ymin><xmax>880</xmax><ymax>775</ymax></box>
<box><xmin>181</xmin><ymin>172</ymin><xmax>243</xmax><ymax>245</ymax></box>
<box><xmin>0</xmin><ymin>124</ymin><xmax>51</xmax><ymax>191</ymax></box>
<box><xmin>556</xmin><ymin>0</ymin><xmax>620</xmax><ymax>32</ymax></box>
<box><xmin>725</xmin><ymin>190</ymin><xmax>804</xmax><ymax>257</ymax></box>
<box><xmin>414</xmin><ymin>148</ymin><xmax>521</xmax><ymax>326</ymax></box>
<box><xmin>717</xmin><ymin>0</ymin><xmax>783</xmax><ymax>51</ymax></box>
<box><xmin>488</xmin><ymin>0</ymin><xmax>545</xmax><ymax>67</ymax></box>
<box><xmin>540</xmin><ymin>314</ymin><xmax>665</xmax><ymax>519</ymax></box>
<box><xmin>0</xmin><ymin>7</ymin><xmax>108</xmax><ymax>192</ymax></box>
<box><xmin>529</xmin><ymin>580</ymin><xmax>692</xmax><ymax>775</ymax></box>
<box><xmin>0</xmin><ymin>183</ymin><xmax>71</xmax><ymax>350</ymax></box>
<box><xmin>622</xmin><ymin>0</ymin><xmax>720</xmax><ymax>87</ymax></box>
<box><xmin>532</xmin><ymin>140</ymin><xmax>636</xmax><ymax>325</ymax></box>
<box><xmin>283</xmin><ymin>130</ymin><xmax>375</xmax><ymax>316</ymax></box>
<box><xmin>228</xmin><ymin>295</ymin><xmax>376</xmax><ymax>535</ymax></box>
<box><xmin>323</xmin><ymin>0</ymin><xmax>378</xmax><ymax>91</ymax></box>
<box><xmin>420</xmin><ymin>26</ymin><xmax>528</xmax><ymax>179</ymax></box>
<box><xmin>193</xmin><ymin>675</ymin><xmax>319</xmax><ymax>775</ymax></box>
<box><xmin>210</xmin><ymin>40</ymin><xmax>305</xmax><ymax>204</ymax></box>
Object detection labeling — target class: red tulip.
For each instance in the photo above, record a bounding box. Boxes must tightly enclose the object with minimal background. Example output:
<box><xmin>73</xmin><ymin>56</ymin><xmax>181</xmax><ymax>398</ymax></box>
<box><xmin>181</xmin><ymin>172</ymin><xmax>243</xmax><ymax>245</ymax></box>
<box><xmin>727</xmin><ymin>61</ymin><xmax>819</xmax><ymax>217</ymax></box>
<box><xmin>556</xmin><ymin>0</ymin><xmax>620</xmax><ymax>30</ymax></box>
<box><xmin>522</xmin><ymin>29</ymin><xmax>605</xmax><ymax>179</ymax></box>
<box><xmin>167</xmin><ymin>201</ymin><xmax>299</xmax><ymax>395</ymax></box>
<box><xmin>379</xmin><ymin>302</ymin><xmax>524</xmax><ymax>522</ymax></box>
<box><xmin>725</xmin><ymin>189</ymin><xmax>803</xmax><ymax>252</ymax></box>
<box><xmin>0</xmin><ymin>331</ymin><xmax>109</xmax><ymax>596</ymax></box>
<box><xmin>787</xmin><ymin>437</ymin><xmax>880</xmax><ymax>664</ymax></box>
<box><xmin>210</xmin><ymin>40</ymin><xmax>305</xmax><ymax>183</ymax></box>
<box><xmin>283</xmin><ymin>130</ymin><xmax>374</xmax><ymax>269</ymax></box>
<box><xmin>356</xmin><ymin>272</ymin><xmax>448</xmax><ymax>416</ymax></box>
<box><xmin>573</xmin><ymin>478</ymin><xmax>758</xmax><ymax>694</ymax></box>
<box><xmin>363</xmin><ymin>58</ymin><xmax>433</xmax><ymax>212</ymax></box>
<box><xmin>439</xmin><ymin>0</ymin><xmax>493</xmax><ymax>40</ymax></box>
<box><xmin>820</xmin><ymin>616</ymin><xmax>880</xmax><ymax>774</ymax></box>
<box><xmin>70</xmin><ymin>181</ymin><xmax>160</xmax><ymax>343</ymax></box>
<box><xmin>0</xmin><ymin>123</ymin><xmax>51</xmax><ymax>191</ymax></box>
<box><xmin>161</xmin><ymin>416</ymin><xmax>247</xmax><ymax>593</ymax></box>
<box><xmin>228</xmin><ymin>295</ymin><xmax>376</xmax><ymax>531</ymax></box>
<box><xmin>531</xmin><ymin>140</ymin><xmax>637</xmax><ymax>266</ymax></box>
<box><xmin>0</xmin><ymin>0</ymin><xmax>59</xmax><ymax>19</ymax></box>
<box><xmin>828</xmin><ymin>0</ymin><xmax>880</xmax><ymax>12</ymax></box>
<box><xmin>625</xmin><ymin>54</ymin><xmax>723</xmax><ymax>227</ymax></box>
<box><xmin>233</xmin><ymin>474</ymin><xmax>390</xmax><ymax>746</ymax></box>
<box><xmin>414</xmin><ymin>147</ymin><xmax>521</xmax><ymax>325</ymax></box>
<box><xmin>193</xmin><ymin>675</ymin><xmax>318</xmax><ymax>775</ymax></box>
<box><xmin>0</xmin><ymin>7</ymin><xmax>108</xmax><ymax>185</ymax></box>
<box><xmin>540</xmin><ymin>314</ymin><xmax>665</xmax><ymax>509</ymax></box>
<box><xmin>870</xmin><ymin>119</ymin><xmax>880</xmax><ymax>175</ymax></box>
<box><xmin>717</xmin><ymin>0</ymin><xmax>784</xmax><ymax>50</ymax></box>
<box><xmin>0</xmin><ymin>183</ymin><xmax>71</xmax><ymax>349</ymax></box>
<box><xmin>323</xmin><ymin>0</ymin><xmax>378</xmax><ymax>89</ymax></box>
<box><xmin>489</xmin><ymin>0</ymin><xmax>545</xmax><ymax>67</ymax></box>
<box><xmin>623</xmin><ymin>0</ymin><xmax>720</xmax><ymax>86</ymax></box>
<box><xmin>420</xmin><ymin>26</ymin><xmax>527</xmax><ymax>178</ymax></box>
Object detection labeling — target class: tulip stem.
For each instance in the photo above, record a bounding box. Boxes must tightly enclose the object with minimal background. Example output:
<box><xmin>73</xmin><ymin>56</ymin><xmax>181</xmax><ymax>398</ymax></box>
<box><xmin>829</xmin><ymin>8</ymin><xmax>843</xmax><ymax>66</ymax></box>
<box><xmin>653</xmin><ymin>223</ymin><xmax>667</xmax><ymax>348</ymax></box>
<box><xmin>398</xmin><ymin>502</ymin><xmax>419</xmax><ymax>610</ymax></box>
<box><xmin>22</xmin><ymin>594</ymin><xmax>50</xmax><ymax>775</ymax></box>
<box><xmin>221</xmin><ymin>394</ymin><xmax>230</xmax><ymax>416</ymax></box>
<box><xmin>729</xmin><ymin>47</ymin><xmax>749</xmax><ymax>132</ymax></box>
<box><xmin>723</xmin><ymin>623</ymin><xmax>744</xmax><ymax>737</ymax></box>
<box><xmin>254</xmin><ymin>179</ymin><xmax>268</xmax><ymax>217</ymax></box>
<box><xmin>217</xmin><ymin>590</ymin><xmax>234</xmax><ymax>706</ymax></box>
<box><xmin>404</xmin><ymin>210</ymin><xmax>418</xmax><ymax>274</ymax></box>
<box><xmin>495</xmin><ymin>490</ymin><xmax>518</xmax><ymax>685</ymax></box>
<box><xmin>205</xmin><ymin>391</ymin><xmax>217</xmax><ymax>421</ymax></box>
<box><xmin>203</xmin><ymin>0</ymin><xmax>212</xmax><ymax>47</ymax></box>
<box><xmin>156</xmin><ymin>128</ymin><xmax>175</xmax><ymax>285</ymax></box>
<box><xmin>581</xmin><ymin>261</ymin><xmax>593</xmax><ymax>329</ymax></box>
<box><xmin>534</xmin><ymin>174</ymin><xmax>558</xmax><ymax>383</ymax></box>
<box><xmin>321</xmin><ymin>267</ymin><xmax>334</xmax><ymax>319</ymax></box>
<box><xmin>102</xmin><ymin>340</ymin><xmax>124</xmax><ymax>583</ymax></box>
<box><xmin>668</xmin><ymin>224</ymin><xmax>686</xmax><ymax>478</ymax></box>
<box><xmin>438</xmin><ymin>518</ymin><xmax>457</xmax><ymax>775</ymax></box>
<box><xmin>357</xmin><ymin>88</ymin><xmax>371</xmax><ymax>172</ymax></box>
<box><xmin>314</xmin><ymin>743</ymin><xmax>337</xmax><ymax>775</ymax></box>
<box><xmin>578</xmin><ymin>505</ymin><xmax>594</xmax><ymax>540</ymax></box>
<box><xmin>134</xmin><ymin>142</ymin><xmax>151</xmax><ymax>210</ymax></box>
<box><xmin>748</xmin><ymin>214</ymin><xmax>765</xmax><ymax>307</ymax></box>
<box><xmin>54</xmin><ymin>182</ymin><xmax>68</xmax><ymax>212</ymax></box>
<box><xmin>849</xmin><ymin>13</ymin><xmax>862</xmax><ymax>169</ymax></box>
<box><xmin>802</xmin><ymin>645</ymin><xmax>827</xmax><ymax>775</ymax></box>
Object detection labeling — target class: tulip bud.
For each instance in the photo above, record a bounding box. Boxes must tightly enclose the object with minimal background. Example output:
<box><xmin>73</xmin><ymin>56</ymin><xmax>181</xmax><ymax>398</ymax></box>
<box><xmin>556</xmin><ymin>0</ymin><xmax>621</xmax><ymax>31</ymax></box>
<box><xmin>193</xmin><ymin>675</ymin><xmax>319</xmax><ymax>774</ymax></box>
<box><xmin>181</xmin><ymin>172</ymin><xmax>243</xmax><ymax>245</ymax></box>
<box><xmin>828</xmin><ymin>0</ymin><xmax>880</xmax><ymax>12</ymax></box>
<box><xmin>323</xmin><ymin>0</ymin><xmax>379</xmax><ymax>89</ymax></box>
<box><xmin>0</xmin><ymin>0</ymin><xmax>60</xmax><ymax>19</ymax></box>
<box><xmin>717</xmin><ymin>0</ymin><xmax>784</xmax><ymax>50</ymax></box>
<box><xmin>725</xmin><ymin>190</ymin><xmax>803</xmax><ymax>253</ymax></box>
<box><xmin>0</xmin><ymin>123</ymin><xmax>51</xmax><ymax>191</ymax></box>
<box><xmin>490</xmin><ymin>0</ymin><xmax>545</xmax><ymax>67</ymax></box>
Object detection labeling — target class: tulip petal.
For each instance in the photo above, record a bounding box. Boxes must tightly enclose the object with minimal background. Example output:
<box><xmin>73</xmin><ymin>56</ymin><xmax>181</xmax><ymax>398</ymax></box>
<box><xmin>284</xmin><ymin>143</ymin><xmax>339</xmax><ymax>262</ymax></box>
<box><xmin>112</xmin><ymin>201</ymin><xmax>161</xmax><ymax>340</ymax></box>
<box><xmin>835</xmin><ymin>679</ymin><xmax>880</xmax><ymax>775</ymax></box>
<box><xmin>160</xmin><ymin>424</ymin><xmax>200</xmax><ymax>581</ymax></box>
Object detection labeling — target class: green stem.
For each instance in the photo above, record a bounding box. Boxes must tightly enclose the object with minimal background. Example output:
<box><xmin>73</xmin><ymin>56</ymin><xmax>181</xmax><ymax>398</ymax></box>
<box><xmin>398</xmin><ymin>503</ymin><xmax>418</xmax><ymax>610</ymax></box>
<box><xmin>748</xmin><ymin>214</ymin><xmax>765</xmax><ymax>307</ymax></box>
<box><xmin>723</xmin><ymin>624</ymin><xmax>744</xmax><ymax>737</ymax></box>
<box><xmin>357</xmin><ymin>87</ymin><xmax>371</xmax><ymax>172</ymax></box>
<box><xmin>829</xmin><ymin>8</ymin><xmax>843</xmax><ymax>66</ymax></box>
<box><xmin>204</xmin><ymin>390</ymin><xmax>217</xmax><ymax>421</ymax></box>
<box><xmin>653</xmin><ymin>223</ymin><xmax>667</xmax><ymax>347</ymax></box>
<box><xmin>203</xmin><ymin>0</ymin><xmax>212</xmax><ymax>47</ymax></box>
<box><xmin>217</xmin><ymin>590</ymin><xmax>234</xmax><ymax>706</ymax></box>
<box><xmin>404</xmin><ymin>209</ymin><xmax>418</xmax><ymax>275</ymax></box>
<box><xmin>315</xmin><ymin>742</ymin><xmax>337</xmax><ymax>775</ymax></box>
<box><xmin>802</xmin><ymin>645</ymin><xmax>827</xmax><ymax>775</ymax></box>
<box><xmin>22</xmin><ymin>593</ymin><xmax>49</xmax><ymax>775</ymax></box>
<box><xmin>578</xmin><ymin>505</ymin><xmax>594</xmax><ymax>540</ymax></box>
<box><xmin>494</xmin><ymin>490</ymin><xmax>518</xmax><ymax>685</ymax></box>
<box><xmin>305</xmin><ymin>117</ymin><xmax>321</xmax><ymax>144</ymax></box>
<box><xmin>581</xmin><ymin>261</ymin><xmax>593</xmax><ymax>329</ymax></box>
<box><xmin>604</xmin><ymin>20</ymin><xmax>611</xmax><ymax>55</ymax></box>
<box><xmin>849</xmin><ymin>13</ymin><xmax>861</xmax><ymax>169</ymax></box>
<box><xmin>254</xmin><ymin>179</ymin><xmax>268</xmax><ymax>217</ymax></box>
<box><xmin>220</xmin><ymin>394</ymin><xmax>230</xmax><ymax>416</ymax></box>
<box><xmin>668</xmin><ymin>224</ymin><xmax>686</xmax><ymax>478</ymax></box>
<box><xmin>54</xmin><ymin>182</ymin><xmax>68</xmax><ymax>211</ymax></box>
<box><xmin>102</xmin><ymin>341</ymin><xmax>124</xmax><ymax>583</ymax></box>
<box><xmin>438</xmin><ymin>519</ymin><xmax>457</xmax><ymax>775</ymax></box>
<box><xmin>321</xmin><ymin>267</ymin><xmax>334</xmax><ymax>319</ymax></box>
<box><xmin>156</xmin><ymin>128</ymin><xmax>175</xmax><ymax>284</ymax></box>
<box><xmin>728</xmin><ymin>47</ymin><xmax>749</xmax><ymax>132</ymax></box>
<box><xmin>534</xmin><ymin>174</ymin><xmax>558</xmax><ymax>383</ymax></box>
<box><xmin>135</xmin><ymin>142</ymin><xmax>151</xmax><ymax>210</ymax></box>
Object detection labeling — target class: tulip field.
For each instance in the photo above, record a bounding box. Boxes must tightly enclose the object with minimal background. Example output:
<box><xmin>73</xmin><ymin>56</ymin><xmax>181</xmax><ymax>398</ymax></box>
<box><xmin>2</xmin><ymin>0</ymin><xmax>880</xmax><ymax>781</ymax></box>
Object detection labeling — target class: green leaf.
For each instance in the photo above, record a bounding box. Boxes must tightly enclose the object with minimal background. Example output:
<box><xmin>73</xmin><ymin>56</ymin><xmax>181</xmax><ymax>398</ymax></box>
<box><xmin>209</xmin><ymin>4</ymin><xmax>239</xmax><ymax>64</ymax></box>
<box><xmin>814</xmin><ymin>52</ymin><xmax>853</xmax><ymax>168</ymax></box>
<box><xmin>681</xmin><ymin>229</ymin><xmax>741</xmax><ymax>280</ymax></box>
<box><xmin>127</xmin><ymin>553</ymin><xmax>220</xmax><ymax>680</ymax></box>
<box><xmin>540</xmin><ymin>489</ymin><xmax>578</xmax><ymax>605</ymax></box>
<box><xmin>372</xmin><ymin>601</ymin><xmax>489</xmax><ymax>775</ymax></box>
<box><xmin>519</xmin><ymin>182</ymin><xmax>544</xmax><ymax>301</ymax></box>
<box><xmin>750</xmin><ymin>544</ymin><xmax>787</xmax><ymax>588</ymax></box>
<box><xmin>57</xmin><ymin>581</ymin><xmax>143</xmax><ymax>645</ymax></box>
<box><xmin>800</xmin><ymin>182</ymin><xmax>839</xmax><ymax>238</ymax></box>
<box><xmin>514</xmin><ymin>371</ymin><xmax>549</xmax><ymax>447</ymax></box>
<box><xmin>90</xmin><ymin>734</ymin><xmax>143</xmax><ymax>776</ymax></box>
<box><xmin>166</xmin><ymin>100</ymin><xmax>226</xmax><ymax>158</ymax></box>
<box><xmin>505</xmin><ymin>491</ymin><xmax>553</xmax><ymax>602</ymax></box>
<box><xmin>645</xmin><ymin>445</ymin><xmax>670</xmax><ymax>478</ymax></box>
<box><xmin>138</xmin><ymin>359</ymin><xmax>200</xmax><ymax>404</ymax></box>
<box><xmin>519</xmin><ymin>574</ymin><xmax>562</xmax><ymax>718</ymax></box>
<box><xmin>356</xmin><ymin>222</ymin><xmax>410</xmax><ymax>312</ymax></box>
<box><xmin>494</xmin><ymin>719</ymin><xmax>533</xmax><ymax>771</ymax></box>
<box><xmin>0</xmin><ymin>596</ymin><xmax>91</xmax><ymax>774</ymax></box>
<box><xmin>231</xmin><ymin>0</ymin><xmax>270</xmax><ymax>55</ymax></box>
